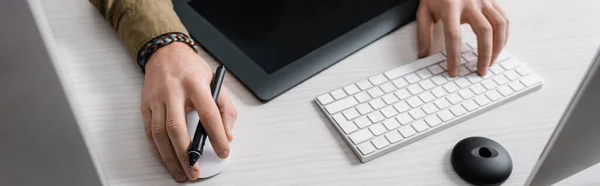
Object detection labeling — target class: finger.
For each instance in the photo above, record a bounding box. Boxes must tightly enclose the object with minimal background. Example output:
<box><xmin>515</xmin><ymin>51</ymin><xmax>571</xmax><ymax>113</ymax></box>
<box><xmin>190</xmin><ymin>84</ymin><xmax>230</xmax><ymax>159</ymax></box>
<box><xmin>417</xmin><ymin>2</ymin><xmax>434</xmax><ymax>58</ymax></box>
<box><xmin>468</xmin><ymin>11</ymin><xmax>493</xmax><ymax>76</ymax></box>
<box><xmin>493</xmin><ymin>3</ymin><xmax>510</xmax><ymax>46</ymax></box>
<box><xmin>151</xmin><ymin>104</ymin><xmax>187</xmax><ymax>182</ymax></box>
<box><xmin>482</xmin><ymin>5</ymin><xmax>508</xmax><ymax>66</ymax></box>
<box><xmin>141</xmin><ymin>103</ymin><xmax>159</xmax><ymax>154</ymax></box>
<box><xmin>441</xmin><ymin>6</ymin><xmax>462</xmax><ymax>77</ymax></box>
<box><xmin>216</xmin><ymin>87</ymin><xmax>237</xmax><ymax>142</ymax></box>
<box><xmin>166</xmin><ymin>100</ymin><xmax>200</xmax><ymax>180</ymax></box>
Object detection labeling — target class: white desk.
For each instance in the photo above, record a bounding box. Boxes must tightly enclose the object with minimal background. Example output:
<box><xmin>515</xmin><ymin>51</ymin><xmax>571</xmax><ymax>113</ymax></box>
<box><xmin>42</xmin><ymin>0</ymin><xmax>600</xmax><ymax>185</ymax></box>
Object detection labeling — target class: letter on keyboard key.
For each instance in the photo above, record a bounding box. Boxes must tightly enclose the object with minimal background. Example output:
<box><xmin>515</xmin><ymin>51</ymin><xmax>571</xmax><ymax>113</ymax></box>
<box><xmin>317</xmin><ymin>94</ymin><xmax>334</xmax><ymax>105</ymax></box>
<box><xmin>356</xmin><ymin>103</ymin><xmax>374</xmax><ymax>115</ymax></box>
<box><xmin>367</xmin><ymin>111</ymin><xmax>385</xmax><ymax>123</ymax></box>
<box><xmin>349</xmin><ymin>129</ymin><xmax>374</xmax><ymax>144</ymax></box>
<box><xmin>407</xmin><ymin>97</ymin><xmax>424</xmax><ymax>108</ymax></box>
<box><xmin>369</xmin><ymin>74</ymin><xmax>388</xmax><ymax>85</ymax></box>
<box><xmin>424</xmin><ymin>115</ymin><xmax>442</xmax><ymax>127</ymax></box>
<box><xmin>407</xmin><ymin>84</ymin><xmax>424</xmax><ymax>94</ymax></box>
<box><xmin>399</xmin><ymin>126</ymin><xmax>417</xmax><ymax>138</ymax></box>
<box><xmin>369</xmin><ymin>98</ymin><xmax>386</xmax><ymax>110</ymax></box>
<box><xmin>417</xmin><ymin>69</ymin><xmax>433</xmax><ymax>79</ymax></box>
<box><xmin>367</xmin><ymin>87</ymin><xmax>385</xmax><ymax>98</ymax></box>
<box><xmin>342</xmin><ymin>108</ymin><xmax>360</xmax><ymax>120</ymax></box>
<box><xmin>380</xmin><ymin>82</ymin><xmax>397</xmax><ymax>93</ymax></box>
<box><xmin>408</xmin><ymin>108</ymin><xmax>426</xmax><ymax>120</ymax></box>
<box><xmin>371</xmin><ymin>137</ymin><xmax>390</xmax><ymax>149</ymax></box>
<box><xmin>396</xmin><ymin>113</ymin><xmax>414</xmax><ymax>125</ymax></box>
<box><xmin>485</xmin><ymin>90</ymin><xmax>503</xmax><ymax>101</ymax></box>
<box><xmin>332</xmin><ymin>114</ymin><xmax>358</xmax><ymax>134</ymax></box>
<box><xmin>392</xmin><ymin>78</ymin><xmax>409</xmax><ymax>88</ymax></box>
<box><xmin>325</xmin><ymin>97</ymin><xmax>359</xmax><ymax>114</ymax></box>
<box><xmin>357</xmin><ymin>142</ymin><xmax>376</xmax><ymax>155</ymax></box>
<box><xmin>474</xmin><ymin>95</ymin><xmax>491</xmax><ymax>106</ymax></box>
<box><xmin>383</xmin><ymin>119</ymin><xmax>401</xmax><ymax>130</ymax></box>
<box><xmin>394</xmin><ymin>101</ymin><xmax>411</xmax><ymax>113</ymax></box>
<box><xmin>450</xmin><ymin>105</ymin><xmax>467</xmax><ymax>116</ymax></box>
<box><xmin>412</xmin><ymin>120</ymin><xmax>430</xmax><ymax>132</ymax></box>
<box><xmin>380</xmin><ymin>106</ymin><xmax>399</xmax><ymax>118</ymax></box>
<box><xmin>428</xmin><ymin>64</ymin><xmax>445</xmax><ymax>75</ymax></box>
<box><xmin>419</xmin><ymin>79</ymin><xmax>436</xmax><ymax>90</ymax></box>
<box><xmin>437</xmin><ymin>110</ymin><xmax>455</xmax><ymax>122</ymax></box>
<box><xmin>369</xmin><ymin>123</ymin><xmax>387</xmax><ymax>136</ymax></box>
<box><xmin>521</xmin><ymin>75</ymin><xmax>542</xmax><ymax>87</ymax></box>
<box><xmin>405</xmin><ymin>73</ymin><xmax>421</xmax><ymax>84</ymax></box>
<box><xmin>431</xmin><ymin>75</ymin><xmax>448</xmax><ymax>85</ymax></box>
<box><xmin>385</xmin><ymin>130</ymin><xmax>404</xmax><ymax>143</ymax></box>
<box><xmin>354</xmin><ymin>92</ymin><xmax>372</xmax><ymax>103</ymax></box>
<box><xmin>462</xmin><ymin>100</ymin><xmax>479</xmax><ymax>111</ymax></box>
<box><xmin>354</xmin><ymin>116</ymin><xmax>372</xmax><ymax>129</ymax></box>
<box><xmin>395</xmin><ymin>89</ymin><xmax>411</xmax><ymax>100</ymax></box>
<box><xmin>344</xmin><ymin>84</ymin><xmax>360</xmax><ymax>95</ymax></box>
<box><xmin>500</xmin><ymin>59</ymin><xmax>520</xmax><ymax>70</ymax></box>
<box><xmin>357</xmin><ymin>80</ymin><xmax>373</xmax><ymax>90</ymax></box>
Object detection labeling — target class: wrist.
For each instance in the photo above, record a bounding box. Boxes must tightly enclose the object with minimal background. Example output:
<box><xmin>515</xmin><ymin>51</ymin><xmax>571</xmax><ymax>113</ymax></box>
<box><xmin>137</xmin><ymin>32</ymin><xmax>199</xmax><ymax>73</ymax></box>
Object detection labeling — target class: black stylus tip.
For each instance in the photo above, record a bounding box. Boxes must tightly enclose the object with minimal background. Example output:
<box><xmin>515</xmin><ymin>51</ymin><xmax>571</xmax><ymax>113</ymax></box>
<box><xmin>189</xmin><ymin>152</ymin><xmax>200</xmax><ymax>168</ymax></box>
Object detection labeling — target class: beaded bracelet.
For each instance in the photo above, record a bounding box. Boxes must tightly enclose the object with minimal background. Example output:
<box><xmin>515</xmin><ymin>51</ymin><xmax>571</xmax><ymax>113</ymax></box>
<box><xmin>137</xmin><ymin>32</ymin><xmax>200</xmax><ymax>73</ymax></box>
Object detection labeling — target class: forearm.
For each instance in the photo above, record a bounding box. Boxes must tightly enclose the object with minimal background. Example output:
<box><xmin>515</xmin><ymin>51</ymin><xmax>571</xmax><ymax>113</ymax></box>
<box><xmin>89</xmin><ymin>0</ymin><xmax>189</xmax><ymax>58</ymax></box>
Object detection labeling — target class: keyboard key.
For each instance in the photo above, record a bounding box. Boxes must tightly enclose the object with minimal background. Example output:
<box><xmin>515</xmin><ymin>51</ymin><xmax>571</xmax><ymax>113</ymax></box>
<box><xmin>369</xmin><ymin>123</ymin><xmax>387</xmax><ymax>136</ymax></box>
<box><xmin>392</xmin><ymin>78</ymin><xmax>409</xmax><ymax>88</ymax></box>
<box><xmin>493</xmin><ymin>75</ymin><xmax>510</xmax><ymax>85</ymax></box>
<box><xmin>516</xmin><ymin>66</ymin><xmax>532</xmax><ymax>76</ymax></box>
<box><xmin>431</xmin><ymin>87</ymin><xmax>449</xmax><ymax>98</ymax></box>
<box><xmin>357</xmin><ymin>142</ymin><xmax>376</xmax><ymax>155</ymax></box>
<box><xmin>407</xmin><ymin>84</ymin><xmax>424</xmax><ymax>94</ymax></box>
<box><xmin>385</xmin><ymin>130</ymin><xmax>403</xmax><ymax>143</ymax></box>
<box><xmin>349</xmin><ymin>128</ymin><xmax>374</xmax><ymax>144</ymax></box>
<box><xmin>369</xmin><ymin>74</ymin><xmax>388</xmax><ymax>85</ymax></box>
<box><xmin>405</xmin><ymin>73</ymin><xmax>421</xmax><ymax>84</ymax></box>
<box><xmin>443</xmin><ymin>73</ymin><xmax>457</xmax><ymax>81</ymax></box>
<box><xmin>408</xmin><ymin>108</ymin><xmax>426</xmax><ymax>120</ymax></box>
<box><xmin>369</xmin><ymin>98</ymin><xmax>386</xmax><ymax>110</ymax></box>
<box><xmin>489</xmin><ymin>65</ymin><xmax>504</xmax><ymax>75</ymax></box>
<box><xmin>474</xmin><ymin>95</ymin><xmax>491</xmax><ymax>106</ymax></box>
<box><xmin>434</xmin><ymin>98</ymin><xmax>452</xmax><ymax>109</ymax></box>
<box><xmin>380</xmin><ymin>82</ymin><xmax>397</xmax><ymax>93</ymax></box>
<box><xmin>466</xmin><ymin>62</ymin><xmax>478</xmax><ymax>72</ymax></box>
<box><xmin>459</xmin><ymin>66</ymin><xmax>470</xmax><ymax>76</ymax></box>
<box><xmin>384</xmin><ymin>53</ymin><xmax>445</xmax><ymax>79</ymax></box>
<box><xmin>497</xmin><ymin>85</ymin><xmax>514</xmax><ymax>96</ymax></box>
<box><xmin>393</xmin><ymin>101</ymin><xmax>411</xmax><ymax>113</ymax></box>
<box><xmin>521</xmin><ymin>75</ymin><xmax>542</xmax><ymax>87</ymax></box>
<box><xmin>431</xmin><ymin>75</ymin><xmax>448</xmax><ymax>85</ymax></box>
<box><xmin>356</xmin><ymin>103</ymin><xmax>374</xmax><ymax>115</ymax></box>
<box><xmin>317</xmin><ymin>94</ymin><xmax>334</xmax><ymax>105</ymax></box>
<box><xmin>395</xmin><ymin>89</ymin><xmax>411</xmax><ymax>100</ymax></box>
<box><xmin>428</xmin><ymin>64</ymin><xmax>445</xmax><ymax>75</ymax></box>
<box><xmin>443</xmin><ymin>82</ymin><xmax>460</xmax><ymax>93</ymax></box>
<box><xmin>367</xmin><ymin>87</ymin><xmax>385</xmax><ymax>98</ymax></box>
<box><xmin>419</xmin><ymin>91</ymin><xmax>436</xmax><ymax>103</ymax></box>
<box><xmin>396</xmin><ymin>113</ymin><xmax>414</xmax><ymax>125</ymax></box>
<box><xmin>466</xmin><ymin>73</ymin><xmax>484</xmax><ymax>83</ymax></box>
<box><xmin>342</xmin><ymin>108</ymin><xmax>360</xmax><ymax>120</ymax></box>
<box><xmin>482</xmin><ymin>80</ymin><xmax>498</xmax><ymax>90</ymax></box>
<box><xmin>482</xmin><ymin>72</ymin><xmax>494</xmax><ymax>79</ymax></box>
<box><xmin>368</xmin><ymin>112</ymin><xmax>385</xmax><ymax>123</ymax></box>
<box><xmin>486</xmin><ymin>90</ymin><xmax>503</xmax><ymax>102</ymax></box>
<box><xmin>470</xmin><ymin>84</ymin><xmax>487</xmax><ymax>94</ymax></box>
<box><xmin>496</xmin><ymin>51</ymin><xmax>512</xmax><ymax>62</ymax></box>
<box><xmin>407</xmin><ymin>97</ymin><xmax>424</xmax><ymax>107</ymax></box>
<box><xmin>331</xmin><ymin>89</ymin><xmax>347</xmax><ymax>100</ymax></box>
<box><xmin>509</xmin><ymin>81</ymin><xmax>525</xmax><ymax>91</ymax></box>
<box><xmin>504</xmin><ymin>70</ymin><xmax>520</xmax><ymax>81</ymax></box>
<box><xmin>412</xmin><ymin>120</ymin><xmax>430</xmax><ymax>132</ymax></box>
<box><xmin>461</xmin><ymin>43</ymin><xmax>473</xmax><ymax>53</ymax></box>
<box><xmin>383</xmin><ymin>119</ymin><xmax>401</xmax><ymax>130</ymax></box>
<box><xmin>354</xmin><ymin>92</ymin><xmax>372</xmax><ymax>103</ymax></box>
<box><xmin>440</xmin><ymin>61</ymin><xmax>448</xmax><ymax>70</ymax></box>
<box><xmin>354</xmin><ymin>116</ymin><xmax>372</xmax><ymax>128</ymax></box>
<box><xmin>425</xmin><ymin>115</ymin><xmax>442</xmax><ymax>127</ymax></box>
<box><xmin>437</xmin><ymin>110</ymin><xmax>455</xmax><ymax>122</ymax></box>
<box><xmin>419</xmin><ymin>79</ymin><xmax>436</xmax><ymax>90</ymax></box>
<box><xmin>463</xmin><ymin>52</ymin><xmax>478</xmax><ymax>62</ymax></box>
<box><xmin>357</xmin><ymin>80</ymin><xmax>373</xmax><ymax>90</ymax></box>
<box><xmin>455</xmin><ymin>77</ymin><xmax>471</xmax><ymax>88</ymax></box>
<box><xmin>332</xmin><ymin>114</ymin><xmax>358</xmax><ymax>134</ymax></box>
<box><xmin>382</xmin><ymin>94</ymin><xmax>399</xmax><ymax>104</ymax></box>
<box><xmin>446</xmin><ymin>93</ymin><xmax>463</xmax><ymax>104</ymax></box>
<box><xmin>417</xmin><ymin>69</ymin><xmax>433</xmax><ymax>79</ymax></box>
<box><xmin>325</xmin><ymin>97</ymin><xmax>359</xmax><ymax>114</ymax></box>
<box><xmin>450</xmin><ymin>105</ymin><xmax>467</xmax><ymax>116</ymax></box>
<box><xmin>421</xmin><ymin>103</ymin><xmax>439</xmax><ymax>114</ymax></box>
<box><xmin>380</xmin><ymin>106</ymin><xmax>399</xmax><ymax>118</ymax></box>
<box><xmin>462</xmin><ymin>99</ymin><xmax>479</xmax><ymax>111</ymax></box>
<box><xmin>500</xmin><ymin>59</ymin><xmax>520</xmax><ymax>70</ymax></box>
<box><xmin>458</xmin><ymin>89</ymin><xmax>475</xmax><ymax>99</ymax></box>
<box><xmin>371</xmin><ymin>136</ymin><xmax>390</xmax><ymax>149</ymax></box>
<box><xmin>399</xmin><ymin>126</ymin><xmax>417</xmax><ymax>138</ymax></box>
<box><xmin>344</xmin><ymin>84</ymin><xmax>360</xmax><ymax>95</ymax></box>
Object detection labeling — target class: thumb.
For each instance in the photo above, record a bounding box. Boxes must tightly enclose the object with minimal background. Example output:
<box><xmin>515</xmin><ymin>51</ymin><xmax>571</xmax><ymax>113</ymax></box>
<box><xmin>417</xmin><ymin>4</ymin><xmax>434</xmax><ymax>58</ymax></box>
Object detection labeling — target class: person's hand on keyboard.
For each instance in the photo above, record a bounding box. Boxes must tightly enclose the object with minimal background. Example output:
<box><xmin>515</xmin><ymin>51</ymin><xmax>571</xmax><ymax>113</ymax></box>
<box><xmin>416</xmin><ymin>0</ymin><xmax>509</xmax><ymax>77</ymax></box>
<box><xmin>140</xmin><ymin>42</ymin><xmax>237</xmax><ymax>182</ymax></box>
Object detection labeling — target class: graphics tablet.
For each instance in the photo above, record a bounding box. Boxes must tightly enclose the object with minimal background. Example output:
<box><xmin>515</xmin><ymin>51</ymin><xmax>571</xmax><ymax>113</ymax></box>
<box><xmin>174</xmin><ymin>0</ymin><xmax>419</xmax><ymax>102</ymax></box>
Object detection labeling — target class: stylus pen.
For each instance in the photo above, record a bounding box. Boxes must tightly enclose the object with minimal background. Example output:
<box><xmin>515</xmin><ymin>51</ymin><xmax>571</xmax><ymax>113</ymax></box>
<box><xmin>188</xmin><ymin>64</ymin><xmax>226</xmax><ymax>168</ymax></box>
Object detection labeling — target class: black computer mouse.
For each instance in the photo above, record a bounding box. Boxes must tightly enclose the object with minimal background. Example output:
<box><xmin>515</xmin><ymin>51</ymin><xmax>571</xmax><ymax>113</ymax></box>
<box><xmin>451</xmin><ymin>137</ymin><xmax>512</xmax><ymax>186</ymax></box>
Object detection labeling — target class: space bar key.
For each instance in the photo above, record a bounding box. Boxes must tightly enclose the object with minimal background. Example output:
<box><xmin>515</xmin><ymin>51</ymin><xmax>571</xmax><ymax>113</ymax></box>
<box><xmin>324</xmin><ymin>97</ymin><xmax>358</xmax><ymax>114</ymax></box>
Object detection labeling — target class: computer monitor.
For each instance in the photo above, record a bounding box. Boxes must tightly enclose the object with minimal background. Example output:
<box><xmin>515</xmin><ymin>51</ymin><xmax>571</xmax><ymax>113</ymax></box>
<box><xmin>526</xmin><ymin>47</ymin><xmax>600</xmax><ymax>185</ymax></box>
<box><xmin>0</xmin><ymin>0</ymin><xmax>105</xmax><ymax>185</ymax></box>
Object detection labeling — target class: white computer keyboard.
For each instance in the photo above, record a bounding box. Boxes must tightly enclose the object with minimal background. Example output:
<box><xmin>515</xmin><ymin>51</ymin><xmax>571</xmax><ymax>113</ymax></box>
<box><xmin>314</xmin><ymin>42</ymin><xmax>543</xmax><ymax>162</ymax></box>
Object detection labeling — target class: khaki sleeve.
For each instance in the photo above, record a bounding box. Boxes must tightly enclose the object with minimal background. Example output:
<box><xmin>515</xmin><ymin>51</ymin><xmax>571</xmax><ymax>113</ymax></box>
<box><xmin>89</xmin><ymin>0</ymin><xmax>189</xmax><ymax>58</ymax></box>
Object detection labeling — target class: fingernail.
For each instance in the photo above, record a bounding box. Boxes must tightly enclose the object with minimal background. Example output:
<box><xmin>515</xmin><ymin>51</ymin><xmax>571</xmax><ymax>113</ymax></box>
<box><xmin>479</xmin><ymin>69</ymin><xmax>487</xmax><ymax>76</ymax></box>
<box><xmin>218</xmin><ymin>149</ymin><xmax>230</xmax><ymax>159</ymax></box>
<box><xmin>450</xmin><ymin>69</ymin><xmax>459</xmax><ymax>77</ymax></box>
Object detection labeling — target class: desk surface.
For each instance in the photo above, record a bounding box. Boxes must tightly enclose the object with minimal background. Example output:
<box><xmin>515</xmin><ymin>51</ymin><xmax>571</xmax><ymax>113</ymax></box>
<box><xmin>42</xmin><ymin>0</ymin><xmax>600</xmax><ymax>185</ymax></box>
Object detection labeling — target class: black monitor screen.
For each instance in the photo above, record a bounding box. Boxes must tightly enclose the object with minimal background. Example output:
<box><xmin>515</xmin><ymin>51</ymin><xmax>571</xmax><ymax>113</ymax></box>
<box><xmin>188</xmin><ymin>0</ymin><xmax>406</xmax><ymax>74</ymax></box>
